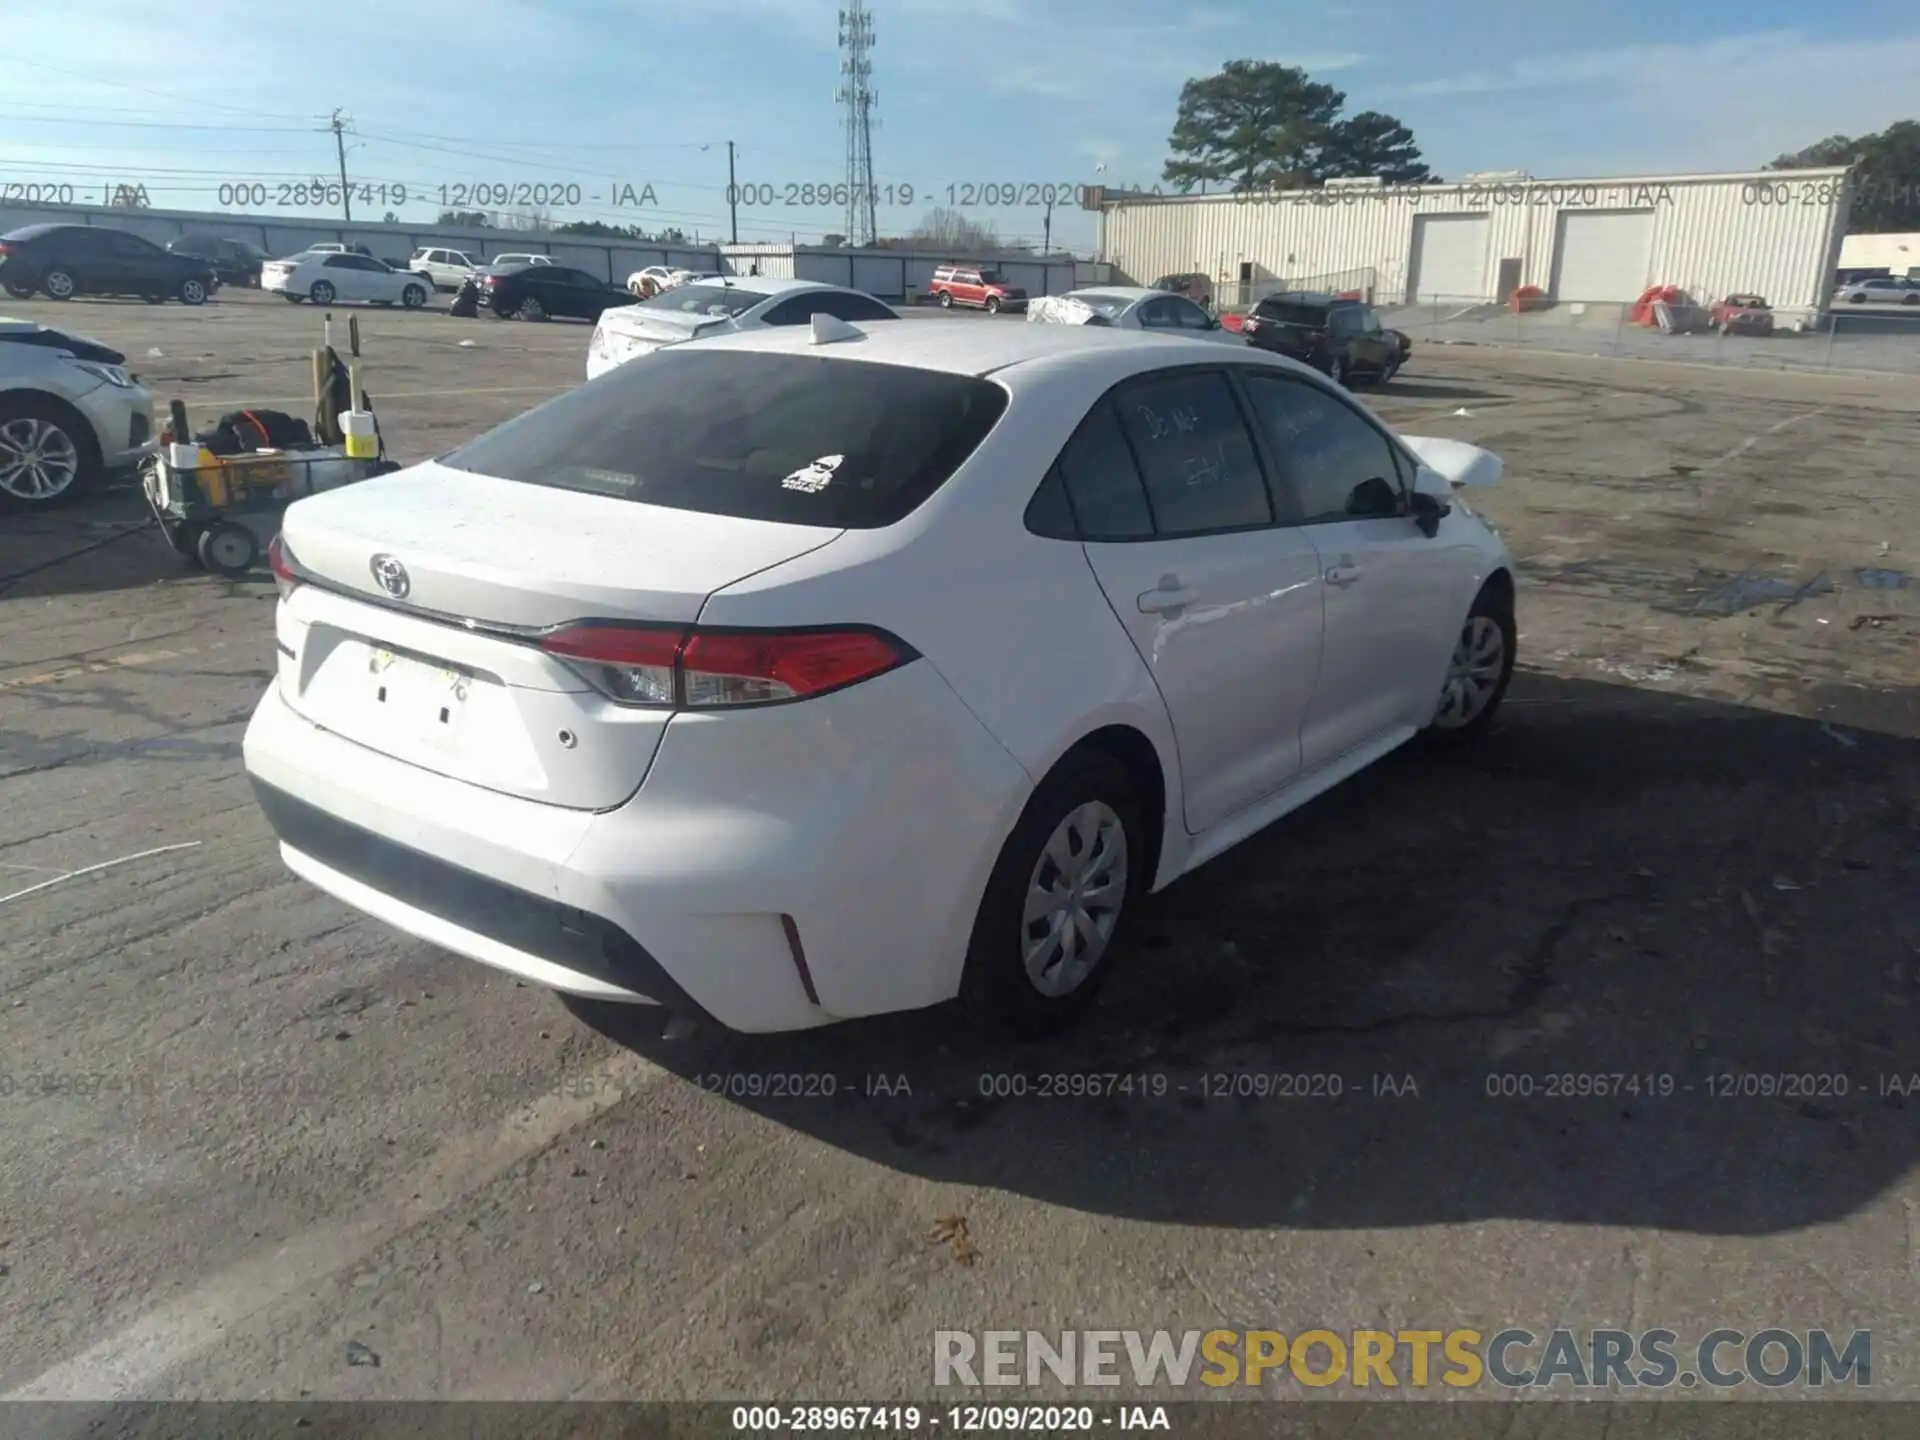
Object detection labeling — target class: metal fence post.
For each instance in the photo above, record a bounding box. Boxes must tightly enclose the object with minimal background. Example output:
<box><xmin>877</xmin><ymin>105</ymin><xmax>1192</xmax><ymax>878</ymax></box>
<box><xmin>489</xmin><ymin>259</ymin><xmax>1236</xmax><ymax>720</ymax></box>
<box><xmin>1823</xmin><ymin>313</ymin><xmax>1837</xmax><ymax>373</ymax></box>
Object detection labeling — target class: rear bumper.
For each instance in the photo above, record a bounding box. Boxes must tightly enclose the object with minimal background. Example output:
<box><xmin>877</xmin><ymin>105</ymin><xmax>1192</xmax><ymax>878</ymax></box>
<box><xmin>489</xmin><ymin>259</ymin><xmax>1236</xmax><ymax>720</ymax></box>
<box><xmin>242</xmin><ymin>661</ymin><xmax>1032</xmax><ymax>1033</ymax></box>
<box><xmin>250</xmin><ymin>776</ymin><xmax>716</xmax><ymax>1019</ymax></box>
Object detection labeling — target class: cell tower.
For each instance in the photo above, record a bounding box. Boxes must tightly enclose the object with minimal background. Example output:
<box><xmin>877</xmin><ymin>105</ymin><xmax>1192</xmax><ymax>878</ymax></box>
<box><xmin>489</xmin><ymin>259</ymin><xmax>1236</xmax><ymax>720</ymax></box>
<box><xmin>836</xmin><ymin>4</ymin><xmax>878</xmax><ymax>246</ymax></box>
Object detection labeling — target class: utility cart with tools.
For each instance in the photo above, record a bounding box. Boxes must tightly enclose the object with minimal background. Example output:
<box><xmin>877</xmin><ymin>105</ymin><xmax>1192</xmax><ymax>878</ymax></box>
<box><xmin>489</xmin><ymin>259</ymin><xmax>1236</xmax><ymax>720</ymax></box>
<box><xmin>141</xmin><ymin>314</ymin><xmax>398</xmax><ymax>577</ymax></box>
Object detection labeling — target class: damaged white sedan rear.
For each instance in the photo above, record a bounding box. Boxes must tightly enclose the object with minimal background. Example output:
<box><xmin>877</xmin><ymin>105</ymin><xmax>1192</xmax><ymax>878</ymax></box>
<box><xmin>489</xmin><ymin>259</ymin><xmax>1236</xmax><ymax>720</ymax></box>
<box><xmin>246</xmin><ymin>317</ymin><xmax>1515</xmax><ymax>1036</ymax></box>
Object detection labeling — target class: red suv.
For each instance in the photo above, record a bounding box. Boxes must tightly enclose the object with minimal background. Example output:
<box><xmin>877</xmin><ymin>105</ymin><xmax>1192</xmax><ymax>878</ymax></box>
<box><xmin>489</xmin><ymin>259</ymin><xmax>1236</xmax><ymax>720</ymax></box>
<box><xmin>929</xmin><ymin>264</ymin><xmax>1027</xmax><ymax>313</ymax></box>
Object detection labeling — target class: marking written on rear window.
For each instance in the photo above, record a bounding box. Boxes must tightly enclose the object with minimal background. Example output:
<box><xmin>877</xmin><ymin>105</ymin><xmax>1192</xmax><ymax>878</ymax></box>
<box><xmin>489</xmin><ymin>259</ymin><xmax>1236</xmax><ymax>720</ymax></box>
<box><xmin>781</xmin><ymin>455</ymin><xmax>843</xmax><ymax>493</ymax></box>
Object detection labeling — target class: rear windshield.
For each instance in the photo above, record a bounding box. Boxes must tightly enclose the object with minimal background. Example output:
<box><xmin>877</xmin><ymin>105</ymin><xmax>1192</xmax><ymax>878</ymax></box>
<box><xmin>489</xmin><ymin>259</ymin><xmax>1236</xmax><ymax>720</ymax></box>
<box><xmin>644</xmin><ymin>284</ymin><xmax>766</xmax><ymax>317</ymax></box>
<box><xmin>1254</xmin><ymin>298</ymin><xmax>1330</xmax><ymax>324</ymax></box>
<box><xmin>441</xmin><ymin>349</ymin><xmax>1010</xmax><ymax>529</ymax></box>
<box><xmin>1</xmin><ymin>224</ymin><xmax>65</xmax><ymax>242</ymax></box>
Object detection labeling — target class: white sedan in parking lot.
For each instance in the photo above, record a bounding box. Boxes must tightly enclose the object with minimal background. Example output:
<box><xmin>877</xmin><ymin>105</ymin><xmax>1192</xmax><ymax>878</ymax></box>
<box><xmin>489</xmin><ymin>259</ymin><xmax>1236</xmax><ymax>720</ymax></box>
<box><xmin>586</xmin><ymin>277</ymin><xmax>899</xmax><ymax>378</ymax></box>
<box><xmin>262</xmin><ymin>252</ymin><xmax>433</xmax><ymax>308</ymax></box>
<box><xmin>1030</xmin><ymin>286</ymin><xmax>1246</xmax><ymax>342</ymax></box>
<box><xmin>244</xmin><ymin>317</ymin><xmax>1513</xmax><ymax>1035</ymax></box>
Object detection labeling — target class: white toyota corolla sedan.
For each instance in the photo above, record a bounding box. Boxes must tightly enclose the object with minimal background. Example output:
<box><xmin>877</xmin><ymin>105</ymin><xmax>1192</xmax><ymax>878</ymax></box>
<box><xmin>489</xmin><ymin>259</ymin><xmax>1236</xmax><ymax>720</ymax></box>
<box><xmin>244</xmin><ymin>316</ymin><xmax>1514</xmax><ymax>1035</ymax></box>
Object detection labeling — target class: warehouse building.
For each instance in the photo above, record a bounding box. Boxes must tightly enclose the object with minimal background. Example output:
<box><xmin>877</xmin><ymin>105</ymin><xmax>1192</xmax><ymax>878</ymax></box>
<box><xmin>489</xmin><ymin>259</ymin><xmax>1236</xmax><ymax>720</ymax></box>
<box><xmin>1094</xmin><ymin>167</ymin><xmax>1853</xmax><ymax>314</ymax></box>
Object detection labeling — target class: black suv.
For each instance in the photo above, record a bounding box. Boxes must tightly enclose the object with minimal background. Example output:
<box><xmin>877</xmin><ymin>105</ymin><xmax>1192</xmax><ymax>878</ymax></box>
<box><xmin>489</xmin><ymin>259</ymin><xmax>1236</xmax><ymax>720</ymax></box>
<box><xmin>0</xmin><ymin>223</ymin><xmax>217</xmax><ymax>305</ymax></box>
<box><xmin>166</xmin><ymin>234</ymin><xmax>268</xmax><ymax>287</ymax></box>
<box><xmin>1240</xmin><ymin>291</ymin><xmax>1397</xmax><ymax>386</ymax></box>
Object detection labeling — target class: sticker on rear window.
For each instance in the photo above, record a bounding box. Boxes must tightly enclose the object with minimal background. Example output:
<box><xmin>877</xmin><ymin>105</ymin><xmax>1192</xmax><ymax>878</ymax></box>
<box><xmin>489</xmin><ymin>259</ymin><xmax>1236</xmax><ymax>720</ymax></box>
<box><xmin>781</xmin><ymin>455</ymin><xmax>843</xmax><ymax>493</ymax></box>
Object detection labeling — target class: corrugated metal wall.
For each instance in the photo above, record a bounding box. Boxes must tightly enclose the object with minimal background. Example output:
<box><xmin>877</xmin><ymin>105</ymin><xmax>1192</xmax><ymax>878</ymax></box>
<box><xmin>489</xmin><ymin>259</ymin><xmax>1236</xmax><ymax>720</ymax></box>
<box><xmin>1099</xmin><ymin>170</ymin><xmax>1851</xmax><ymax>312</ymax></box>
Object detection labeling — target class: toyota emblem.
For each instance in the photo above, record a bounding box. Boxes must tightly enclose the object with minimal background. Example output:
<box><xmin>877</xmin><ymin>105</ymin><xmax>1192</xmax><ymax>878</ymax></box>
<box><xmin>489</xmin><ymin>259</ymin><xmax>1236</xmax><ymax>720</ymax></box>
<box><xmin>370</xmin><ymin>554</ymin><xmax>410</xmax><ymax>599</ymax></box>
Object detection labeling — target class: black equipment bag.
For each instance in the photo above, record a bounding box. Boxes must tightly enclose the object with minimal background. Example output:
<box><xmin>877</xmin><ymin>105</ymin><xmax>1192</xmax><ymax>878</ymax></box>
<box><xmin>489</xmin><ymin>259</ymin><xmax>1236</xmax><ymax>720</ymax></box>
<box><xmin>195</xmin><ymin>408</ymin><xmax>314</xmax><ymax>456</ymax></box>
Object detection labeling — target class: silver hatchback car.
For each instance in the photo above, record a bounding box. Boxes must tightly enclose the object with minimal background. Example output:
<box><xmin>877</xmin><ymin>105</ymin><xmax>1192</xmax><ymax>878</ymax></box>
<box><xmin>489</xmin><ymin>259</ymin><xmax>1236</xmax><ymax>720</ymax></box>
<box><xmin>0</xmin><ymin>318</ymin><xmax>156</xmax><ymax>506</ymax></box>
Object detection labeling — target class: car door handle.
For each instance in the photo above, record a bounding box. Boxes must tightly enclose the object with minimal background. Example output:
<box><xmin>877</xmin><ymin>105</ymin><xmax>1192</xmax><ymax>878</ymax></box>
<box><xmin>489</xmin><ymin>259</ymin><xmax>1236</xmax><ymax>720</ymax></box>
<box><xmin>1138</xmin><ymin>585</ymin><xmax>1198</xmax><ymax>613</ymax></box>
<box><xmin>1324</xmin><ymin>563</ymin><xmax>1362</xmax><ymax>587</ymax></box>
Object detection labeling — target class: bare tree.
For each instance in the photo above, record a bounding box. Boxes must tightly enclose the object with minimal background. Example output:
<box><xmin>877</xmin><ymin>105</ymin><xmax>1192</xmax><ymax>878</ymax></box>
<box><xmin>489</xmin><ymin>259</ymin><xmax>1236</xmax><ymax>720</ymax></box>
<box><xmin>908</xmin><ymin>206</ymin><xmax>998</xmax><ymax>251</ymax></box>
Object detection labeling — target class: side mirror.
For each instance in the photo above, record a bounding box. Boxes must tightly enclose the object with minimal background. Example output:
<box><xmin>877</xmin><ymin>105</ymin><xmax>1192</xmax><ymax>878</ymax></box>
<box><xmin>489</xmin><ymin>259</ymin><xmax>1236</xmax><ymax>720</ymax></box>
<box><xmin>1410</xmin><ymin>467</ymin><xmax>1452</xmax><ymax>537</ymax></box>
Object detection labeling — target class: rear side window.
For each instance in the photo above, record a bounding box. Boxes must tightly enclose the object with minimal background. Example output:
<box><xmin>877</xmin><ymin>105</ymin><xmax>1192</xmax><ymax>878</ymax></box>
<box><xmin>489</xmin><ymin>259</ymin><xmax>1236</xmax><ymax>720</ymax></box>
<box><xmin>441</xmin><ymin>350</ymin><xmax>1008</xmax><ymax>530</ymax></box>
<box><xmin>1053</xmin><ymin>402</ymin><xmax>1153</xmax><ymax>540</ymax></box>
<box><xmin>1254</xmin><ymin>299</ymin><xmax>1326</xmax><ymax>325</ymax></box>
<box><xmin>1112</xmin><ymin>371</ymin><xmax>1272</xmax><ymax>535</ymax></box>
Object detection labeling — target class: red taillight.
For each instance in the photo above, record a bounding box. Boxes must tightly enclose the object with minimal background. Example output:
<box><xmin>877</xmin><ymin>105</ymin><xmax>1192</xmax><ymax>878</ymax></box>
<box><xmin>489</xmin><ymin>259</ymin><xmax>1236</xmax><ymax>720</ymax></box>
<box><xmin>539</xmin><ymin>623</ymin><xmax>911</xmax><ymax>709</ymax></box>
<box><xmin>268</xmin><ymin>533</ymin><xmax>300</xmax><ymax>600</ymax></box>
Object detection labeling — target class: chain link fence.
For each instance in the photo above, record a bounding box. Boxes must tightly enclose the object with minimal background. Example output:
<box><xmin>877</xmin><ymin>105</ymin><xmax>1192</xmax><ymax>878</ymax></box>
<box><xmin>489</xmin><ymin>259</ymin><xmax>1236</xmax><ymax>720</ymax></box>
<box><xmin>1373</xmin><ymin>294</ymin><xmax>1920</xmax><ymax>378</ymax></box>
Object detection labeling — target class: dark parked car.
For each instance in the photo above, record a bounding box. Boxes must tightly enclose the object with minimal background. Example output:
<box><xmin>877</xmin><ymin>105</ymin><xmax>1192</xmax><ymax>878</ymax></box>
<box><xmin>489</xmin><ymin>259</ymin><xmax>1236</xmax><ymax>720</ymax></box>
<box><xmin>1239</xmin><ymin>291</ymin><xmax>1399</xmax><ymax>386</ymax></box>
<box><xmin>0</xmin><ymin>223</ymin><xmax>217</xmax><ymax>305</ymax></box>
<box><xmin>471</xmin><ymin>263</ymin><xmax>632</xmax><ymax>322</ymax></box>
<box><xmin>165</xmin><ymin>234</ymin><xmax>269</xmax><ymax>287</ymax></box>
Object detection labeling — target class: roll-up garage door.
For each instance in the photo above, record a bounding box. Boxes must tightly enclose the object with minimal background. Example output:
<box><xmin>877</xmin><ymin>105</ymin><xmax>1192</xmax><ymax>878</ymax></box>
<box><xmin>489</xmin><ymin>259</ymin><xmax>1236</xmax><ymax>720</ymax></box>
<box><xmin>1407</xmin><ymin>214</ymin><xmax>1491</xmax><ymax>302</ymax></box>
<box><xmin>1548</xmin><ymin>209</ymin><xmax>1655</xmax><ymax>302</ymax></box>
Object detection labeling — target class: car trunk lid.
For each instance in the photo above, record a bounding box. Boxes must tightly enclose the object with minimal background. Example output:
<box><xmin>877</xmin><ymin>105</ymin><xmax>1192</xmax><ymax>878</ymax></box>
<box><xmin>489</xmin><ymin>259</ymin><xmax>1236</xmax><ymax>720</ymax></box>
<box><xmin>273</xmin><ymin>460</ymin><xmax>844</xmax><ymax>808</ymax></box>
<box><xmin>592</xmin><ymin>306</ymin><xmax>734</xmax><ymax>365</ymax></box>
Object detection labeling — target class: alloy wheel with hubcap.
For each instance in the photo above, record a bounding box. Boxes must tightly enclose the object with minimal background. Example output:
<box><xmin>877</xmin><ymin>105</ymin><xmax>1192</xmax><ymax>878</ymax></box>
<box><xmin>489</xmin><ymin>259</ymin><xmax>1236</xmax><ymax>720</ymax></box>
<box><xmin>43</xmin><ymin>270</ymin><xmax>77</xmax><ymax>300</ymax></box>
<box><xmin>1022</xmin><ymin>801</ymin><xmax>1129</xmax><ymax>998</ymax></box>
<box><xmin>519</xmin><ymin>296</ymin><xmax>547</xmax><ymax>320</ymax></box>
<box><xmin>963</xmin><ymin>751</ymin><xmax>1142</xmax><ymax>1031</ymax></box>
<box><xmin>0</xmin><ymin>412</ymin><xmax>83</xmax><ymax>504</ymax></box>
<box><xmin>402</xmin><ymin>284</ymin><xmax>426</xmax><ymax>308</ymax></box>
<box><xmin>180</xmin><ymin>278</ymin><xmax>207</xmax><ymax>305</ymax></box>
<box><xmin>986</xmin><ymin>296</ymin><xmax>1001</xmax><ymax>314</ymax></box>
<box><xmin>310</xmin><ymin>281</ymin><xmax>335</xmax><ymax>305</ymax></box>
<box><xmin>1429</xmin><ymin>600</ymin><xmax>1514</xmax><ymax>740</ymax></box>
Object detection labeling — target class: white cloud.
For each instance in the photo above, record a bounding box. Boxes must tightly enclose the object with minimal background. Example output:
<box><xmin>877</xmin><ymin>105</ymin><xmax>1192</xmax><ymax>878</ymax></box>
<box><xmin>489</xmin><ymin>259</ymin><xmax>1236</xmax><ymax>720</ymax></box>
<box><xmin>1396</xmin><ymin>30</ymin><xmax>1920</xmax><ymax>175</ymax></box>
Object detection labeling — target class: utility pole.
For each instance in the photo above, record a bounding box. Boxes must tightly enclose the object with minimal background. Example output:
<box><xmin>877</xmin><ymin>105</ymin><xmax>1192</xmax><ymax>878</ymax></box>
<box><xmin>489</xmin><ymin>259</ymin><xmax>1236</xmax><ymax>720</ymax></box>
<box><xmin>727</xmin><ymin>141</ymin><xmax>738</xmax><ymax>244</ymax></box>
<box><xmin>1043</xmin><ymin>198</ymin><xmax>1053</xmax><ymax>256</ymax></box>
<box><xmin>327</xmin><ymin>109</ymin><xmax>353</xmax><ymax>222</ymax></box>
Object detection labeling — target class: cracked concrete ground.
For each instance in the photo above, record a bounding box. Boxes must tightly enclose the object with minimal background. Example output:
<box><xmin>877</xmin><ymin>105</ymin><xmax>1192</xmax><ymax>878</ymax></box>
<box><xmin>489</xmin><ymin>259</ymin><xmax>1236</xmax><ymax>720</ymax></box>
<box><xmin>0</xmin><ymin>292</ymin><xmax>1915</xmax><ymax>1409</ymax></box>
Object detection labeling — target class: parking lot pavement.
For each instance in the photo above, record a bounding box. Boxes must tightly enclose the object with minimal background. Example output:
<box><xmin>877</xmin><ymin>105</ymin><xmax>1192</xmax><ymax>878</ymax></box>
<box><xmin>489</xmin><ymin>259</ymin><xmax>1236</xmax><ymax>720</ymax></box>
<box><xmin>2</xmin><ymin>291</ymin><xmax>1917</xmax><ymax>1403</ymax></box>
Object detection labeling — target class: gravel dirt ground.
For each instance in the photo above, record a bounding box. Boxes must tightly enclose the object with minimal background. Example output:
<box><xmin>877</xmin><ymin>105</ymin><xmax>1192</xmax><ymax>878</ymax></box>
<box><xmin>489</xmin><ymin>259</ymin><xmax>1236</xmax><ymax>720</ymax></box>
<box><xmin>0</xmin><ymin>291</ymin><xmax>1916</xmax><ymax>1408</ymax></box>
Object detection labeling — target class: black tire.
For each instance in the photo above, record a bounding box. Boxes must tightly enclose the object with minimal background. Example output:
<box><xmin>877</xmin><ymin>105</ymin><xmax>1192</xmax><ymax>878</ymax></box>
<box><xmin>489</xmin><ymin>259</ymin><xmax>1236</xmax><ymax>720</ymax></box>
<box><xmin>283</xmin><ymin>293</ymin><xmax>304</xmax><ymax>303</ymax></box>
<box><xmin>1848</xmin><ymin>294</ymin><xmax>1866</xmax><ymax>304</ymax></box>
<box><xmin>1379</xmin><ymin>356</ymin><xmax>1399</xmax><ymax>383</ymax></box>
<box><xmin>309</xmin><ymin>280</ymin><xmax>335</xmax><ymax>306</ymax></box>
<box><xmin>960</xmin><ymin>750</ymin><xmax>1146</xmax><ymax>1034</ymax></box>
<box><xmin>42</xmin><ymin>268</ymin><xmax>78</xmax><ymax>301</ymax></box>
<box><xmin>517</xmin><ymin>296</ymin><xmax>547</xmax><ymax>321</ymax></box>
<box><xmin>178</xmin><ymin>277</ymin><xmax>208</xmax><ymax>306</ymax></box>
<box><xmin>196</xmin><ymin>521</ymin><xmax>259</xmax><ymax>577</ymax></box>
<box><xmin>3</xmin><ymin>280</ymin><xmax>34</xmax><ymax>300</ymax></box>
<box><xmin>1424</xmin><ymin>581</ymin><xmax>1517</xmax><ymax>747</ymax></box>
<box><xmin>939</xmin><ymin>290</ymin><xmax>953</xmax><ymax>309</ymax></box>
<box><xmin>1326</xmin><ymin>354</ymin><xmax>1348</xmax><ymax>387</ymax></box>
<box><xmin>401</xmin><ymin>283</ymin><xmax>427</xmax><ymax>309</ymax></box>
<box><xmin>985</xmin><ymin>295</ymin><xmax>1001</xmax><ymax>314</ymax></box>
<box><xmin>0</xmin><ymin>394</ymin><xmax>100</xmax><ymax>508</ymax></box>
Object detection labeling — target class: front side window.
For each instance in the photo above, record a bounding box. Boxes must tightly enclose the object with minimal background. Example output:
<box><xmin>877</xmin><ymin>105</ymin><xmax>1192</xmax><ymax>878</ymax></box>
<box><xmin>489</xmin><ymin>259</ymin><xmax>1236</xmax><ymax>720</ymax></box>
<box><xmin>1241</xmin><ymin>374</ymin><xmax>1405</xmax><ymax>524</ymax></box>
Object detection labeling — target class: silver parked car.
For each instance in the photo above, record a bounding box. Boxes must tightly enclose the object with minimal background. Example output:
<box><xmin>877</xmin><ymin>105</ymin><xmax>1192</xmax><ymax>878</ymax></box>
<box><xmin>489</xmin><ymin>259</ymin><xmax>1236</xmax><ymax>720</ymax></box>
<box><xmin>0</xmin><ymin>318</ymin><xmax>155</xmax><ymax>506</ymax></box>
<box><xmin>1835</xmin><ymin>276</ymin><xmax>1920</xmax><ymax>305</ymax></box>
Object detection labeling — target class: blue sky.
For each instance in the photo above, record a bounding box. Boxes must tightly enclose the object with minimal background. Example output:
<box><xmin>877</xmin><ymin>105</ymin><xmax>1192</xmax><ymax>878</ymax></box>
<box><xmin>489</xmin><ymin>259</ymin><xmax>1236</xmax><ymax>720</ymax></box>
<box><xmin>2</xmin><ymin>0</ymin><xmax>1912</xmax><ymax>253</ymax></box>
